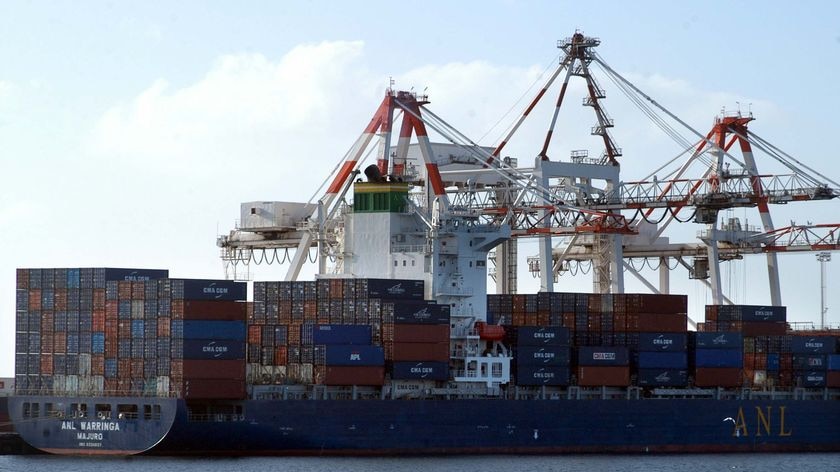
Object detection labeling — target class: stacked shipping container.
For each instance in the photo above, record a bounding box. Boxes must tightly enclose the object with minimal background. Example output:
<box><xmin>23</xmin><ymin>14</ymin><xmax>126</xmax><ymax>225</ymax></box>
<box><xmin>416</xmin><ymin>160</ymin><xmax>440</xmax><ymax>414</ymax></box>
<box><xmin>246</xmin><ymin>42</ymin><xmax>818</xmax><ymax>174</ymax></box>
<box><xmin>15</xmin><ymin>268</ymin><xmax>168</xmax><ymax>396</ymax></box>
<box><xmin>249</xmin><ymin>278</ymin><xmax>447</xmax><ymax>386</ymax></box>
<box><xmin>15</xmin><ymin>268</ymin><xmax>246</xmax><ymax>398</ymax></box>
<box><xmin>177</xmin><ymin>281</ymin><xmax>248</xmax><ymax>400</ymax></box>
<box><xmin>512</xmin><ymin>327</ymin><xmax>571</xmax><ymax>386</ymax></box>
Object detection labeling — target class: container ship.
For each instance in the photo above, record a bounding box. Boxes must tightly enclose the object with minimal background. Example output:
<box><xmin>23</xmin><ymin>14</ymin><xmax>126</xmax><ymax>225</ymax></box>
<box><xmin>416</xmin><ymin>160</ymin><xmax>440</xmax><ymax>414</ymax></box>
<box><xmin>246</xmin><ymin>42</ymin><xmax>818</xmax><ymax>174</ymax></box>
<box><xmin>8</xmin><ymin>32</ymin><xmax>840</xmax><ymax>455</ymax></box>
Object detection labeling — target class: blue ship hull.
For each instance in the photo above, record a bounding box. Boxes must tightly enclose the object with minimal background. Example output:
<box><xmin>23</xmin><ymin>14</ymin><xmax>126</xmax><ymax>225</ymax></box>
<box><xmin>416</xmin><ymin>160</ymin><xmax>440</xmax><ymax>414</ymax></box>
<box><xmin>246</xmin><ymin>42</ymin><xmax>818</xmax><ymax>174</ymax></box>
<box><xmin>9</xmin><ymin>395</ymin><xmax>177</xmax><ymax>455</ymax></box>
<box><xmin>154</xmin><ymin>397</ymin><xmax>840</xmax><ymax>454</ymax></box>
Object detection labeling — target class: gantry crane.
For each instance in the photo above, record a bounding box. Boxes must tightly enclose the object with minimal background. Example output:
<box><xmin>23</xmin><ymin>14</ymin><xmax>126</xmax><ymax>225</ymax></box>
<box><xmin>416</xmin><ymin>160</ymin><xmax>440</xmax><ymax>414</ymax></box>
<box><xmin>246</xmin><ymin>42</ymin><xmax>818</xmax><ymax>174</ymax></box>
<box><xmin>217</xmin><ymin>32</ymin><xmax>839</xmax><ymax>326</ymax></box>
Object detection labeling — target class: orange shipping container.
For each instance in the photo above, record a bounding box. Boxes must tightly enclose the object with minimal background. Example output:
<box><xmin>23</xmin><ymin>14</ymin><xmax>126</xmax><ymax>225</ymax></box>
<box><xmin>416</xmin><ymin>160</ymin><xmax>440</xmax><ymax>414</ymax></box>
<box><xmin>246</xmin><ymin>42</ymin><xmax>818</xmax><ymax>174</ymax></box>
<box><xmin>392</xmin><ymin>342</ymin><xmax>449</xmax><ymax>362</ymax></box>
<box><xmin>93</xmin><ymin>289</ymin><xmax>106</xmax><ymax>309</ymax></box>
<box><xmin>93</xmin><ymin>310</ymin><xmax>106</xmax><ymax>331</ymax></box>
<box><xmin>694</xmin><ymin>367</ymin><xmax>742</xmax><ymax>387</ymax></box>
<box><xmin>577</xmin><ymin>366</ymin><xmax>630</xmax><ymax>387</ymax></box>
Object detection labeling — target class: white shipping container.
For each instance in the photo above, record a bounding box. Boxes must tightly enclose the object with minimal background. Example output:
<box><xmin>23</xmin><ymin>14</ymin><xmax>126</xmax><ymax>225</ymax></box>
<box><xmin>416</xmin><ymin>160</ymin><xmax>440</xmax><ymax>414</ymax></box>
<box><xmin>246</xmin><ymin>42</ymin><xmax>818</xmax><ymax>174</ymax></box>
<box><xmin>79</xmin><ymin>354</ymin><xmax>92</xmax><ymax>376</ymax></box>
<box><xmin>156</xmin><ymin>376</ymin><xmax>170</xmax><ymax>396</ymax></box>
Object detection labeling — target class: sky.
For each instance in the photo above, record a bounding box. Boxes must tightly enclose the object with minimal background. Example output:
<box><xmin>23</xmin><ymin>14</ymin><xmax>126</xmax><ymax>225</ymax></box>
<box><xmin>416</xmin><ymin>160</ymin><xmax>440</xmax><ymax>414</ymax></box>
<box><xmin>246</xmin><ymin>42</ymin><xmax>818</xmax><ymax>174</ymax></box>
<box><xmin>2</xmin><ymin>1</ymin><xmax>839</xmax><ymax>377</ymax></box>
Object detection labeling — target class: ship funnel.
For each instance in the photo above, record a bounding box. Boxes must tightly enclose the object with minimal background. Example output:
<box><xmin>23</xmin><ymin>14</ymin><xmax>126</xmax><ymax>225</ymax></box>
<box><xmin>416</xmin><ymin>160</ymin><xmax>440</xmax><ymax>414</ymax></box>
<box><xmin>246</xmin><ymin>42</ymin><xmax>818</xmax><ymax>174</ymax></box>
<box><xmin>364</xmin><ymin>164</ymin><xmax>384</xmax><ymax>183</ymax></box>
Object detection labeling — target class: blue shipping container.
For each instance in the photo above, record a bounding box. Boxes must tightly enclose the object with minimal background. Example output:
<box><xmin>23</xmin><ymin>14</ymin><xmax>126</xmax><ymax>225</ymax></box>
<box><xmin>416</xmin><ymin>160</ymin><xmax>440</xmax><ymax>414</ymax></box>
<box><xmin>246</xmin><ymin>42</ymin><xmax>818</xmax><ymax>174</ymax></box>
<box><xmin>183</xmin><ymin>339</ymin><xmax>245</xmax><ymax>360</ymax></box>
<box><xmin>392</xmin><ymin>302</ymin><xmax>450</xmax><ymax>325</ymax></box>
<box><xmin>792</xmin><ymin>355</ymin><xmax>827</xmax><ymax>370</ymax></box>
<box><xmin>183</xmin><ymin>320</ymin><xmax>245</xmax><ymax>341</ymax></box>
<box><xmin>312</xmin><ymin>325</ymin><xmax>372</xmax><ymax>345</ymax></box>
<box><xmin>516</xmin><ymin>327</ymin><xmax>570</xmax><ymax>346</ymax></box>
<box><xmin>795</xmin><ymin>371</ymin><xmax>826</xmax><ymax>387</ymax></box>
<box><xmin>391</xmin><ymin>361</ymin><xmax>449</xmax><ymax>380</ymax></box>
<box><xmin>694</xmin><ymin>349</ymin><xmax>743</xmax><ymax>368</ymax></box>
<box><xmin>577</xmin><ymin>346</ymin><xmax>629</xmax><ymax>366</ymax></box>
<box><xmin>791</xmin><ymin>336</ymin><xmax>837</xmax><ymax>354</ymax></box>
<box><xmin>363</xmin><ymin>278</ymin><xmax>424</xmax><ymax>300</ymax></box>
<box><xmin>104</xmin><ymin>358</ymin><xmax>118</xmax><ymax>378</ymax></box>
<box><xmin>175</xmin><ymin>278</ymin><xmax>247</xmax><ymax>301</ymax></box>
<box><xmin>767</xmin><ymin>353</ymin><xmax>781</xmax><ymax>371</ymax></box>
<box><xmin>131</xmin><ymin>320</ymin><xmax>145</xmax><ymax>338</ymax></box>
<box><xmin>828</xmin><ymin>354</ymin><xmax>840</xmax><ymax>371</ymax></box>
<box><xmin>515</xmin><ymin>346</ymin><xmax>570</xmax><ymax>366</ymax></box>
<box><xmin>515</xmin><ymin>366</ymin><xmax>570</xmax><ymax>386</ymax></box>
<box><xmin>693</xmin><ymin>332</ymin><xmax>743</xmax><ymax>349</ymax></box>
<box><xmin>714</xmin><ymin>305</ymin><xmax>786</xmax><ymax>322</ymax></box>
<box><xmin>103</xmin><ymin>268</ymin><xmax>169</xmax><ymax>282</ymax></box>
<box><xmin>637</xmin><ymin>351</ymin><xmax>688</xmax><ymax>369</ymax></box>
<box><xmin>637</xmin><ymin>369</ymin><xmax>688</xmax><ymax>387</ymax></box>
<box><xmin>638</xmin><ymin>333</ymin><xmax>687</xmax><ymax>352</ymax></box>
<box><xmin>323</xmin><ymin>345</ymin><xmax>385</xmax><ymax>366</ymax></box>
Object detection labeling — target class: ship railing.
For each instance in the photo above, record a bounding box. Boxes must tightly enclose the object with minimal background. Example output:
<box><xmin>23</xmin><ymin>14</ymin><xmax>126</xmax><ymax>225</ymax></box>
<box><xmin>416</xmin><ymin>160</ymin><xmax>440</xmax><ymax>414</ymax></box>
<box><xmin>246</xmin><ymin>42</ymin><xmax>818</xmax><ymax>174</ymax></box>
<box><xmin>186</xmin><ymin>413</ymin><xmax>245</xmax><ymax>423</ymax></box>
<box><xmin>12</xmin><ymin>388</ymin><xmax>181</xmax><ymax>398</ymax></box>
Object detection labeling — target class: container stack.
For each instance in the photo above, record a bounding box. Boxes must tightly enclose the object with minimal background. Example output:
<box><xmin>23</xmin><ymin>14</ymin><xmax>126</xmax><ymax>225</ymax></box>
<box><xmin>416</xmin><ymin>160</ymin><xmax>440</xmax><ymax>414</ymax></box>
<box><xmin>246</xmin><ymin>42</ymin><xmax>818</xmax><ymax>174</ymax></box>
<box><xmin>488</xmin><ymin>292</ymin><xmax>687</xmax><ymax>351</ymax></box>
<box><xmin>635</xmin><ymin>333</ymin><xmax>688</xmax><ymax>387</ymax></box>
<box><xmin>249</xmin><ymin>278</ymin><xmax>437</xmax><ymax>386</ymax></box>
<box><xmin>791</xmin><ymin>336</ymin><xmax>837</xmax><ymax>388</ymax></box>
<box><xmin>15</xmin><ymin>268</ymin><xmax>169</xmax><ymax>396</ymax></box>
<box><xmin>307</xmin><ymin>324</ymin><xmax>384</xmax><ymax>386</ymax></box>
<box><xmin>690</xmin><ymin>332</ymin><xmax>744</xmax><ymax>387</ymax></box>
<box><xmin>14</xmin><ymin>268</ymin><xmax>252</xmax><ymax>399</ymax></box>
<box><xmin>512</xmin><ymin>327</ymin><xmax>571</xmax><ymax>386</ymax></box>
<box><xmin>828</xmin><ymin>354</ymin><xmax>840</xmax><ymax>388</ymax></box>
<box><xmin>576</xmin><ymin>346</ymin><xmax>630</xmax><ymax>387</ymax></box>
<box><xmin>489</xmin><ymin>292</ymin><xmax>687</xmax><ymax>387</ymax></box>
<box><xmin>174</xmin><ymin>279</ymin><xmax>248</xmax><ymax>400</ymax></box>
<box><xmin>704</xmin><ymin>305</ymin><xmax>787</xmax><ymax>336</ymax></box>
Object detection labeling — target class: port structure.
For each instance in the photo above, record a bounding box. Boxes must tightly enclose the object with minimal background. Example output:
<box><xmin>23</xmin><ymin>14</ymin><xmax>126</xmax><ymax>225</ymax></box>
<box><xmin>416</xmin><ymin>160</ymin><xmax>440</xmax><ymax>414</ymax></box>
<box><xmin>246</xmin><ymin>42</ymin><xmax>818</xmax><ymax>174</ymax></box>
<box><xmin>218</xmin><ymin>31</ymin><xmax>839</xmax><ymax>330</ymax></box>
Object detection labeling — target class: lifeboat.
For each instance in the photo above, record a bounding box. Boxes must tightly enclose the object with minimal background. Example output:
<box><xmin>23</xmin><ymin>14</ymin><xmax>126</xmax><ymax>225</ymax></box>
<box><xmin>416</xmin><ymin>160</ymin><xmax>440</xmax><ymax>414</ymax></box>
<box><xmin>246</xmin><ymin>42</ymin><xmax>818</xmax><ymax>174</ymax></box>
<box><xmin>475</xmin><ymin>322</ymin><xmax>505</xmax><ymax>341</ymax></box>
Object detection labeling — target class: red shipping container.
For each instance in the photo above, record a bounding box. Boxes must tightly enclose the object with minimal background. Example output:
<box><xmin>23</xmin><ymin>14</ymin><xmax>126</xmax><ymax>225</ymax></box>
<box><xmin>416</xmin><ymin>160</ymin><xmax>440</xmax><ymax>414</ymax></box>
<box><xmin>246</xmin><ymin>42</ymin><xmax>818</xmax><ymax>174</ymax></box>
<box><xmin>183</xmin><ymin>359</ymin><xmax>245</xmax><ymax>380</ymax></box>
<box><xmin>93</xmin><ymin>289</ymin><xmax>106</xmax><ymax>309</ymax></box>
<box><xmin>183</xmin><ymin>379</ymin><xmax>246</xmax><ymax>400</ymax></box>
<box><xmin>117</xmin><ymin>281</ymin><xmax>132</xmax><ymax>299</ymax></box>
<box><xmin>40</xmin><ymin>354</ymin><xmax>53</xmax><ymax>374</ymax></box>
<box><xmin>827</xmin><ymin>372</ymin><xmax>840</xmax><ymax>388</ymax></box>
<box><xmin>105</xmin><ymin>300</ymin><xmax>119</xmax><ymax>319</ymax></box>
<box><xmin>248</xmin><ymin>325</ymin><xmax>262</xmax><ymax>344</ymax></box>
<box><xmin>54</xmin><ymin>334</ymin><xmax>67</xmax><ymax>353</ymax></box>
<box><xmin>275</xmin><ymin>346</ymin><xmax>288</xmax><ymax>365</ymax></box>
<box><xmin>741</xmin><ymin>321</ymin><xmax>787</xmax><ymax>336</ymax></box>
<box><xmin>55</xmin><ymin>290</ymin><xmax>67</xmax><ymax>310</ymax></box>
<box><xmin>40</xmin><ymin>333</ymin><xmax>53</xmax><ymax>353</ymax></box>
<box><xmin>695</xmin><ymin>367</ymin><xmax>742</xmax><ymax>387</ymax></box>
<box><xmin>392</xmin><ymin>342</ymin><xmax>450</xmax><ymax>362</ymax></box>
<box><xmin>130</xmin><ymin>282</ymin><xmax>145</xmax><ymax>299</ymax></box>
<box><xmin>171</xmin><ymin>300</ymin><xmax>184</xmax><ymax>319</ymax></box>
<box><xmin>577</xmin><ymin>366</ymin><xmax>630</xmax><ymax>387</ymax></box>
<box><xmin>28</xmin><ymin>289</ymin><xmax>41</xmax><ymax>310</ymax></box>
<box><xmin>394</xmin><ymin>324</ymin><xmax>449</xmax><ymax>343</ymax></box>
<box><xmin>93</xmin><ymin>310</ymin><xmax>106</xmax><ymax>331</ymax></box>
<box><xmin>171</xmin><ymin>359</ymin><xmax>183</xmax><ymax>377</ymax></box>
<box><xmin>118</xmin><ymin>320</ymin><xmax>131</xmax><ymax>338</ymax></box>
<box><xmin>157</xmin><ymin>318</ymin><xmax>171</xmax><ymax>337</ymax></box>
<box><xmin>104</xmin><ymin>379</ymin><xmax>119</xmax><ymax>393</ymax></box>
<box><xmin>118</xmin><ymin>359</ymin><xmax>131</xmax><ymax>378</ymax></box>
<box><xmin>324</xmin><ymin>366</ymin><xmax>385</xmax><ymax>386</ymax></box>
<box><xmin>131</xmin><ymin>360</ymin><xmax>145</xmax><ymax>378</ymax></box>
<box><xmin>636</xmin><ymin>313</ymin><xmax>686</xmax><ymax>333</ymax></box>
<box><xmin>183</xmin><ymin>300</ymin><xmax>247</xmax><ymax>320</ymax></box>
<box><xmin>91</xmin><ymin>355</ymin><xmax>105</xmax><ymax>376</ymax></box>
<box><xmin>16</xmin><ymin>268</ymin><xmax>28</xmax><ymax>289</ymax></box>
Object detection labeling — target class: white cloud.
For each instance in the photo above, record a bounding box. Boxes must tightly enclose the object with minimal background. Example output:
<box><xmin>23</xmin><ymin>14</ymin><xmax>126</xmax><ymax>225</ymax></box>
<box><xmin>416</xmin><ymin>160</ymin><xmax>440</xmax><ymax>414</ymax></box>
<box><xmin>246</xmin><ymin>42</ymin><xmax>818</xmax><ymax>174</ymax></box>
<box><xmin>87</xmin><ymin>40</ymin><xmax>371</xmax><ymax>178</ymax></box>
